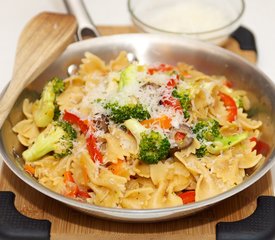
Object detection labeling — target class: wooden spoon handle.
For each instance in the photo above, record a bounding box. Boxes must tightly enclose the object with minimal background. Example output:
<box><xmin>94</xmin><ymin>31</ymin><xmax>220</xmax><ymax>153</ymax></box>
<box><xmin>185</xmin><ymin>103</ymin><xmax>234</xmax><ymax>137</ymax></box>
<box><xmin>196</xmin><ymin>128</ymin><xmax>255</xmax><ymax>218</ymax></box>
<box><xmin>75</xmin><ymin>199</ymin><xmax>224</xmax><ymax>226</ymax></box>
<box><xmin>0</xmin><ymin>12</ymin><xmax>77</xmax><ymax>127</ymax></box>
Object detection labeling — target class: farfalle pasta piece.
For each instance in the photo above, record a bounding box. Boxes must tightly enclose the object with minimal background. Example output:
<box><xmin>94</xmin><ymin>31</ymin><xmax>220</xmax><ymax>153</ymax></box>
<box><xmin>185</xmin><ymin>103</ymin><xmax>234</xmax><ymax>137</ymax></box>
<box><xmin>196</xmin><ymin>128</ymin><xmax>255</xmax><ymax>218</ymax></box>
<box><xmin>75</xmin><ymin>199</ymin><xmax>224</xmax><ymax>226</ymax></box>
<box><xmin>147</xmin><ymin>181</ymin><xmax>167</xmax><ymax>208</ymax></box>
<box><xmin>22</xmin><ymin>98</ymin><xmax>33</xmax><ymax>119</ymax></box>
<box><xmin>63</xmin><ymin>75</ymin><xmax>86</xmax><ymax>85</ymax></box>
<box><xmin>237</xmin><ymin>109</ymin><xmax>262</xmax><ymax>130</ymax></box>
<box><xmin>79</xmin><ymin>52</ymin><xmax>108</xmax><ymax>77</ymax></box>
<box><xmin>134</xmin><ymin>159</ymin><xmax>150</xmax><ymax>178</ymax></box>
<box><xmin>150</xmin><ymin>161</ymin><xmax>169</xmax><ymax>185</ymax></box>
<box><xmin>233</xmin><ymin>139</ymin><xmax>263</xmax><ymax>169</ymax></box>
<box><xmin>109</xmin><ymin>51</ymin><xmax>130</xmax><ymax>71</ymax></box>
<box><xmin>174</xmin><ymin>153</ymin><xmax>201</xmax><ymax>178</ymax></box>
<box><xmin>80</xmin><ymin>151</ymin><xmax>127</xmax><ymax>207</ymax></box>
<box><xmin>166</xmin><ymin>161</ymin><xmax>191</xmax><ymax>192</ymax></box>
<box><xmin>109</xmin><ymin>127</ymin><xmax>138</xmax><ymax>155</ymax></box>
<box><xmin>121</xmin><ymin>187</ymin><xmax>154</xmax><ymax>209</ymax></box>
<box><xmin>174</xmin><ymin>138</ymin><xmax>200</xmax><ymax>159</ymax></box>
<box><xmin>12</xmin><ymin>119</ymin><xmax>40</xmax><ymax>146</ymax></box>
<box><xmin>56</xmin><ymin>85</ymin><xmax>84</xmax><ymax>111</ymax></box>
<box><xmin>88</xmin><ymin>183</ymin><xmax>116</xmax><ymax>207</ymax></box>
<box><xmin>104</xmin><ymin>133</ymin><xmax>127</xmax><ymax>163</ymax></box>
<box><xmin>210</xmin><ymin>152</ymin><xmax>245</xmax><ymax>186</ymax></box>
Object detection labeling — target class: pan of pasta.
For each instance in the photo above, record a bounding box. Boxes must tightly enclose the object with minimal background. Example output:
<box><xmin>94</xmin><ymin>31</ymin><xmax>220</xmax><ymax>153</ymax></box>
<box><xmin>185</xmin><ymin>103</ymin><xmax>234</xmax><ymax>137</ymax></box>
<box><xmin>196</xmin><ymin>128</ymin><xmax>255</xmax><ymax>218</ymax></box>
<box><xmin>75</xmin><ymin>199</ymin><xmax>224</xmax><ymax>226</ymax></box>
<box><xmin>1</xmin><ymin>32</ymin><xmax>275</xmax><ymax>221</ymax></box>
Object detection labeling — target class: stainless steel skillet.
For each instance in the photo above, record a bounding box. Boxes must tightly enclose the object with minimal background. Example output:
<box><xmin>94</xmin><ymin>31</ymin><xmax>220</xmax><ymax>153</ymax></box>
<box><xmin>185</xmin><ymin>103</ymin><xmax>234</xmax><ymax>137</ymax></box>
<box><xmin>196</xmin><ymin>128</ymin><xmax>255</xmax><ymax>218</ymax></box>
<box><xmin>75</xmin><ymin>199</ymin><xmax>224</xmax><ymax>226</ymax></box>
<box><xmin>0</xmin><ymin>0</ymin><xmax>275</xmax><ymax>222</ymax></box>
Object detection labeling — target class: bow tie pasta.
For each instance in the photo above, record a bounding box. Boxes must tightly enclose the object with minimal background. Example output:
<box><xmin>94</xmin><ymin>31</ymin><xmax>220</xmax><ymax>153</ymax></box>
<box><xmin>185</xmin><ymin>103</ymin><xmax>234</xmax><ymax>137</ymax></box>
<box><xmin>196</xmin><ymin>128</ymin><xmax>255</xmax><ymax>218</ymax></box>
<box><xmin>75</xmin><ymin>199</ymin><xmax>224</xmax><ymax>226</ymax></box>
<box><xmin>13</xmin><ymin>51</ymin><xmax>268</xmax><ymax>209</ymax></box>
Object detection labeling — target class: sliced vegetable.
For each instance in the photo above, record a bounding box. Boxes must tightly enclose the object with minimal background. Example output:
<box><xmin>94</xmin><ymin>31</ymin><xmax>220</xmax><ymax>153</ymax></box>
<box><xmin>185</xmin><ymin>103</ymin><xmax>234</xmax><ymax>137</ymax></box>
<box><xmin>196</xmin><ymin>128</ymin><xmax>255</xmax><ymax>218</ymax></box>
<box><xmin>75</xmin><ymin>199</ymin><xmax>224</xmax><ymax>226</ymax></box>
<box><xmin>64</xmin><ymin>171</ymin><xmax>90</xmax><ymax>199</ymax></box>
<box><xmin>147</xmin><ymin>63</ymin><xmax>174</xmax><ymax>75</ymax></box>
<box><xmin>64</xmin><ymin>171</ymin><xmax>78</xmax><ymax>197</ymax></box>
<box><xmin>161</xmin><ymin>96</ymin><xmax>182</xmax><ymax>111</ymax></box>
<box><xmin>64</xmin><ymin>170</ymin><xmax>75</xmax><ymax>183</ymax></box>
<box><xmin>86</xmin><ymin>134</ymin><xmax>103</xmax><ymax>163</ymax></box>
<box><xmin>24</xmin><ymin>164</ymin><xmax>35</xmax><ymax>176</ymax></box>
<box><xmin>219</xmin><ymin>92</ymin><xmax>237</xmax><ymax>122</ymax></box>
<box><xmin>118</xmin><ymin>64</ymin><xmax>138</xmax><ymax>91</ymax></box>
<box><xmin>225</xmin><ymin>80</ymin><xmax>233</xmax><ymax>88</ymax></box>
<box><xmin>141</xmin><ymin>116</ymin><xmax>172</xmax><ymax>129</ymax></box>
<box><xmin>250</xmin><ymin>137</ymin><xmax>270</xmax><ymax>157</ymax></box>
<box><xmin>63</xmin><ymin>111</ymin><xmax>89</xmax><ymax>134</ymax></box>
<box><xmin>77</xmin><ymin>190</ymin><xmax>90</xmax><ymax>199</ymax></box>
<box><xmin>175</xmin><ymin>131</ymin><xmax>186</xmax><ymax>141</ymax></box>
<box><xmin>63</xmin><ymin>111</ymin><xmax>103</xmax><ymax>163</ymax></box>
<box><xmin>166</xmin><ymin>78</ymin><xmax>178</xmax><ymax>89</ymax></box>
<box><xmin>178</xmin><ymin>190</ymin><xmax>195</xmax><ymax>204</ymax></box>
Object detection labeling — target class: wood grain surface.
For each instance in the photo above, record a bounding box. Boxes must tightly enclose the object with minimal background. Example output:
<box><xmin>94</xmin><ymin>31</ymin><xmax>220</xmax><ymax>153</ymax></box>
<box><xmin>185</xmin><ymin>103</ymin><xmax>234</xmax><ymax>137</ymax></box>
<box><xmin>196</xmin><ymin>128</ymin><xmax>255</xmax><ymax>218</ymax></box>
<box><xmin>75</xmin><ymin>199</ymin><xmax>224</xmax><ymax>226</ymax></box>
<box><xmin>0</xmin><ymin>26</ymin><xmax>272</xmax><ymax>240</ymax></box>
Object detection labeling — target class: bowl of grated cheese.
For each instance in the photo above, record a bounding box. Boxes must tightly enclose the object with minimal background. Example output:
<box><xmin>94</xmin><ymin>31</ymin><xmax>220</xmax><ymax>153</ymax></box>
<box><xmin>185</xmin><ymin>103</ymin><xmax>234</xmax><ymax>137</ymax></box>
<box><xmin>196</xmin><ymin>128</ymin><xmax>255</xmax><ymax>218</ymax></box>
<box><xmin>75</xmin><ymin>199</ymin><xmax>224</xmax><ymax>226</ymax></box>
<box><xmin>128</xmin><ymin>0</ymin><xmax>245</xmax><ymax>45</ymax></box>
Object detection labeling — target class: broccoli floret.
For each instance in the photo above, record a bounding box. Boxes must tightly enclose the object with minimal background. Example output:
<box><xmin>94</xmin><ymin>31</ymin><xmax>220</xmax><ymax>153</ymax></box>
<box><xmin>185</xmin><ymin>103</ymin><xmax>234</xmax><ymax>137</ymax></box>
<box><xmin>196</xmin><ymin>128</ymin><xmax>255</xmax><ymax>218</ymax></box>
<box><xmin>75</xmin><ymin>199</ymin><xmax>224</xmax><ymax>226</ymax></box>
<box><xmin>172</xmin><ymin>89</ymin><xmax>191</xmax><ymax>118</ymax></box>
<box><xmin>124</xmin><ymin>119</ymin><xmax>170</xmax><ymax>164</ymax></box>
<box><xmin>118</xmin><ymin>64</ymin><xmax>138</xmax><ymax>91</ymax></box>
<box><xmin>33</xmin><ymin>77</ymin><xmax>65</xmax><ymax>127</ymax></box>
<box><xmin>237</xmin><ymin>98</ymin><xmax>244</xmax><ymax>109</ymax></box>
<box><xmin>22</xmin><ymin>121</ymin><xmax>76</xmax><ymax>162</ymax></box>
<box><xmin>193</xmin><ymin>119</ymin><xmax>220</xmax><ymax>142</ymax></box>
<box><xmin>52</xmin><ymin>77</ymin><xmax>65</xmax><ymax>95</ymax></box>
<box><xmin>193</xmin><ymin>119</ymin><xmax>248</xmax><ymax>157</ymax></box>
<box><xmin>207</xmin><ymin>132</ymin><xmax>248</xmax><ymax>154</ymax></box>
<box><xmin>195</xmin><ymin>145</ymin><xmax>207</xmax><ymax>158</ymax></box>
<box><xmin>105</xmin><ymin>101</ymin><xmax>150</xmax><ymax>123</ymax></box>
<box><xmin>53</xmin><ymin>105</ymin><xmax>61</xmax><ymax>121</ymax></box>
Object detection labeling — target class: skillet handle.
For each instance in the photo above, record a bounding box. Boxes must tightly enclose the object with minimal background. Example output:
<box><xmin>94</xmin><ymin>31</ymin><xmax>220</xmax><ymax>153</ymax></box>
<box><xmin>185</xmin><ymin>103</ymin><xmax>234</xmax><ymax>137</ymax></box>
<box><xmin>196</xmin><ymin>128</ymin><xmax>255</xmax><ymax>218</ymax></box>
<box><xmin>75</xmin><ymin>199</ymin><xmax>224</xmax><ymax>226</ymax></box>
<box><xmin>224</xmin><ymin>26</ymin><xmax>257</xmax><ymax>63</ymax></box>
<box><xmin>216</xmin><ymin>196</ymin><xmax>275</xmax><ymax>240</ymax></box>
<box><xmin>63</xmin><ymin>0</ymin><xmax>100</xmax><ymax>40</ymax></box>
<box><xmin>0</xmin><ymin>191</ymin><xmax>51</xmax><ymax>240</ymax></box>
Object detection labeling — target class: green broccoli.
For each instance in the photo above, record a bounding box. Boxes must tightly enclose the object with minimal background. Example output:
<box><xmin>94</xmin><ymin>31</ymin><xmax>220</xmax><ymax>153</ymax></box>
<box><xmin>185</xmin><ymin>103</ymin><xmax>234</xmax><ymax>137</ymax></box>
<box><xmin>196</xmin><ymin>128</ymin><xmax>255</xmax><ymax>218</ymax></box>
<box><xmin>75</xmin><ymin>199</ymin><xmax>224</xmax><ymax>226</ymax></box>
<box><xmin>33</xmin><ymin>77</ymin><xmax>65</xmax><ymax>127</ymax></box>
<box><xmin>118</xmin><ymin>64</ymin><xmax>138</xmax><ymax>91</ymax></box>
<box><xmin>124</xmin><ymin>119</ymin><xmax>170</xmax><ymax>164</ymax></box>
<box><xmin>192</xmin><ymin>119</ymin><xmax>248</xmax><ymax>157</ymax></box>
<box><xmin>207</xmin><ymin>132</ymin><xmax>248</xmax><ymax>154</ymax></box>
<box><xmin>22</xmin><ymin>121</ymin><xmax>76</xmax><ymax>162</ymax></box>
<box><xmin>105</xmin><ymin>101</ymin><xmax>150</xmax><ymax>123</ymax></box>
<box><xmin>193</xmin><ymin>119</ymin><xmax>220</xmax><ymax>142</ymax></box>
<box><xmin>172</xmin><ymin>89</ymin><xmax>191</xmax><ymax>118</ymax></box>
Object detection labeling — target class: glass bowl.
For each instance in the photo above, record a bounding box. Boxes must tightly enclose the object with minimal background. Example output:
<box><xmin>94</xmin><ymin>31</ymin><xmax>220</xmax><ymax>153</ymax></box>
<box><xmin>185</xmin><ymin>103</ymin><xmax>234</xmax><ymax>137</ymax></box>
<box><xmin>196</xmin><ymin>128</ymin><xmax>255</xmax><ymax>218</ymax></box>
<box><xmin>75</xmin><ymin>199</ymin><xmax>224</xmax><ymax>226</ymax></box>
<box><xmin>128</xmin><ymin>0</ymin><xmax>245</xmax><ymax>45</ymax></box>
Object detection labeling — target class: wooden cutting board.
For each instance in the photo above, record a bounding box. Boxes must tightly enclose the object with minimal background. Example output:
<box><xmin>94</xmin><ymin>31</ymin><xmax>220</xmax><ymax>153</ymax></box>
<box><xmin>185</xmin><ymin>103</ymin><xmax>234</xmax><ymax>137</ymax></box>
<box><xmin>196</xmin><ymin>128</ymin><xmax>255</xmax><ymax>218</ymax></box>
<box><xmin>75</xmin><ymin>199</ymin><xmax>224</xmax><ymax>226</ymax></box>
<box><xmin>0</xmin><ymin>26</ymin><xmax>272</xmax><ymax>240</ymax></box>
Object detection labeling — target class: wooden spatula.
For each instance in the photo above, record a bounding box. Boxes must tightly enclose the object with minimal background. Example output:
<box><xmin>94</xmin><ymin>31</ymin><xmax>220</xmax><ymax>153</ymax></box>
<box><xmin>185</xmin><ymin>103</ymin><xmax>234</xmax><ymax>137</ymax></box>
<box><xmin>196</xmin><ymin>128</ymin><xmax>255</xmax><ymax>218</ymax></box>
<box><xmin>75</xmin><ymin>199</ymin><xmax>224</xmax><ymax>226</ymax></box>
<box><xmin>0</xmin><ymin>12</ymin><xmax>77</xmax><ymax>127</ymax></box>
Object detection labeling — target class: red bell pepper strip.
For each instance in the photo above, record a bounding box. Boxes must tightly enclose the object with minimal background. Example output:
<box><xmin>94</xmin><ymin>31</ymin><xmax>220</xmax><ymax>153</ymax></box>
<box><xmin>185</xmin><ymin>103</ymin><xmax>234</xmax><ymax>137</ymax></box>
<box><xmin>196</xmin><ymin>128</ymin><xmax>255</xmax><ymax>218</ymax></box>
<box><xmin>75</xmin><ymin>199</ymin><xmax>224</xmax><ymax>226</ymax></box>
<box><xmin>167</xmin><ymin>78</ymin><xmax>178</xmax><ymax>89</ymax></box>
<box><xmin>162</xmin><ymin>96</ymin><xmax>182</xmax><ymax>111</ymax></box>
<box><xmin>77</xmin><ymin>190</ymin><xmax>91</xmax><ymax>199</ymax></box>
<box><xmin>250</xmin><ymin>137</ymin><xmax>270</xmax><ymax>157</ymax></box>
<box><xmin>86</xmin><ymin>134</ymin><xmax>103</xmax><ymax>163</ymax></box>
<box><xmin>141</xmin><ymin>116</ymin><xmax>172</xmax><ymax>129</ymax></box>
<box><xmin>175</xmin><ymin>132</ymin><xmax>186</xmax><ymax>141</ymax></box>
<box><xmin>147</xmin><ymin>63</ymin><xmax>174</xmax><ymax>75</ymax></box>
<box><xmin>24</xmin><ymin>164</ymin><xmax>35</xmax><ymax>176</ymax></box>
<box><xmin>219</xmin><ymin>92</ymin><xmax>237</xmax><ymax>122</ymax></box>
<box><xmin>64</xmin><ymin>171</ymin><xmax>90</xmax><ymax>199</ymax></box>
<box><xmin>63</xmin><ymin>111</ymin><xmax>89</xmax><ymax>134</ymax></box>
<box><xmin>225</xmin><ymin>80</ymin><xmax>233</xmax><ymax>88</ymax></box>
<box><xmin>178</xmin><ymin>190</ymin><xmax>195</xmax><ymax>204</ymax></box>
<box><xmin>64</xmin><ymin>171</ymin><xmax>75</xmax><ymax>183</ymax></box>
<box><xmin>63</xmin><ymin>111</ymin><xmax>103</xmax><ymax>163</ymax></box>
<box><xmin>64</xmin><ymin>171</ymin><xmax>78</xmax><ymax>198</ymax></box>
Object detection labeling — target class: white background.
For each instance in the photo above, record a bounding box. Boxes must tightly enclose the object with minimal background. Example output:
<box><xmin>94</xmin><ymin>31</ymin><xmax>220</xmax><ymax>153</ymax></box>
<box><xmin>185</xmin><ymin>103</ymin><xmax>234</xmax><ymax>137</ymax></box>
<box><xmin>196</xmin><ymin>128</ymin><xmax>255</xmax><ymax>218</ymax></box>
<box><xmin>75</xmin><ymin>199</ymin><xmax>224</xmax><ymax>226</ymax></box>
<box><xmin>0</xmin><ymin>0</ymin><xmax>275</xmax><ymax>191</ymax></box>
